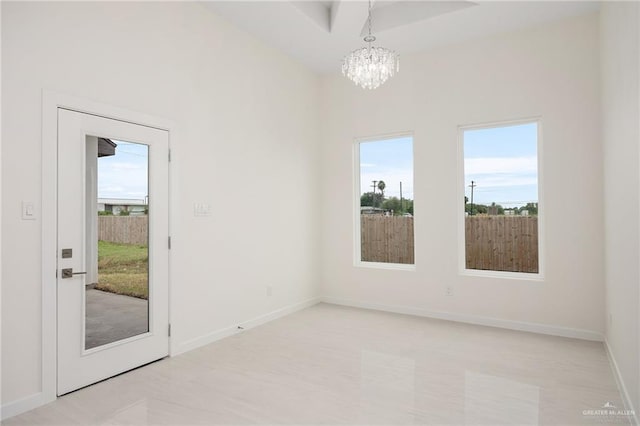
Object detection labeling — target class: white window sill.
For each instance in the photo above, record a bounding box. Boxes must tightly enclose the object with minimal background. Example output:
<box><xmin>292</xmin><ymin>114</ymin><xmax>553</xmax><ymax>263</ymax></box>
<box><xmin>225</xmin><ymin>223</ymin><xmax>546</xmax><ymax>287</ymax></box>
<box><xmin>459</xmin><ymin>268</ymin><xmax>544</xmax><ymax>282</ymax></box>
<box><xmin>355</xmin><ymin>261</ymin><xmax>416</xmax><ymax>272</ymax></box>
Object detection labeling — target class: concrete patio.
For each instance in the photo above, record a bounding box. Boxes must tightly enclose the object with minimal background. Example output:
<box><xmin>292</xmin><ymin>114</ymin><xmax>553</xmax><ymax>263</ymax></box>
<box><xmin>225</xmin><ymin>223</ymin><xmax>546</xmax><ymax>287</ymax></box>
<box><xmin>85</xmin><ymin>289</ymin><xmax>148</xmax><ymax>349</ymax></box>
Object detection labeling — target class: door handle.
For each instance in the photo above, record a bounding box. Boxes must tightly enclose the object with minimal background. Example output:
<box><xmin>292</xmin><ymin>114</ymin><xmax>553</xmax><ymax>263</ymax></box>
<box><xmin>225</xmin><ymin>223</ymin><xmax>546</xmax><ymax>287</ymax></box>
<box><xmin>61</xmin><ymin>268</ymin><xmax>86</xmax><ymax>279</ymax></box>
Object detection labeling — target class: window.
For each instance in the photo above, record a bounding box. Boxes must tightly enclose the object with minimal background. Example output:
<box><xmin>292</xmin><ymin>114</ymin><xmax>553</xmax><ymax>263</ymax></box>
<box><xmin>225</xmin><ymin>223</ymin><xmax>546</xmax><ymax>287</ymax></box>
<box><xmin>355</xmin><ymin>135</ymin><xmax>414</xmax><ymax>267</ymax></box>
<box><xmin>461</xmin><ymin>121</ymin><xmax>540</xmax><ymax>275</ymax></box>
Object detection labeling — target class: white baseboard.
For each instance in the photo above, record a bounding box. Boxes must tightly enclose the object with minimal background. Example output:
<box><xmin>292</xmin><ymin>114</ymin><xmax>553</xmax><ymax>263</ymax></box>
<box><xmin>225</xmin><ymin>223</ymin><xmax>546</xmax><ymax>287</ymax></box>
<box><xmin>321</xmin><ymin>296</ymin><xmax>604</xmax><ymax>342</ymax></box>
<box><xmin>174</xmin><ymin>297</ymin><xmax>321</xmax><ymax>356</ymax></box>
<box><xmin>605</xmin><ymin>339</ymin><xmax>639</xmax><ymax>425</ymax></box>
<box><xmin>1</xmin><ymin>392</ymin><xmax>49</xmax><ymax>421</ymax></box>
<box><xmin>239</xmin><ymin>297</ymin><xmax>320</xmax><ymax>330</ymax></box>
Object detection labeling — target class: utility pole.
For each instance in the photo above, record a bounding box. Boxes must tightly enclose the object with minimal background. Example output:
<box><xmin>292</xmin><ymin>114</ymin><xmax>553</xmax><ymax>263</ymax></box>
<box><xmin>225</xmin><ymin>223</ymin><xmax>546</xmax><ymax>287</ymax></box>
<box><xmin>371</xmin><ymin>180</ymin><xmax>378</xmax><ymax>207</ymax></box>
<box><xmin>469</xmin><ymin>180</ymin><xmax>477</xmax><ymax>215</ymax></box>
<box><xmin>399</xmin><ymin>182</ymin><xmax>403</xmax><ymax>214</ymax></box>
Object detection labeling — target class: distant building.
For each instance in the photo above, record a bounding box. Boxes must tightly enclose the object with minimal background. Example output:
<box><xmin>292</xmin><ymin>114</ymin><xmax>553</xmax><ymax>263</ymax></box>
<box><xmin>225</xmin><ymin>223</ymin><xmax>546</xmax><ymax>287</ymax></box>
<box><xmin>98</xmin><ymin>198</ymin><xmax>147</xmax><ymax>215</ymax></box>
<box><xmin>360</xmin><ymin>206</ymin><xmax>385</xmax><ymax>215</ymax></box>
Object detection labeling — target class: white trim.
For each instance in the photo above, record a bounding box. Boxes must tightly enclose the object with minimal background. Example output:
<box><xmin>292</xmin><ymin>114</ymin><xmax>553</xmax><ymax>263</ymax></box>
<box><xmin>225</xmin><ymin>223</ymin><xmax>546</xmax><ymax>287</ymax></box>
<box><xmin>41</xmin><ymin>91</ymin><xmax>175</xmax><ymax>411</ymax></box>
<box><xmin>0</xmin><ymin>2</ymin><xmax>3</xmax><ymax>416</ymax></box>
<box><xmin>605</xmin><ymin>339</ymin><xmax>639</xmax><ymax>425</ymax></box>
<box><xmin>355</xmin><ymin>261</ymin><xmax>415</xmax><ymax>271</ymax></box>
<box><xmin>1</xmin><ymin>393</ymin><xmax>46</xmax><ymax>421</ymax></box>
<box><xmin>638</xmin><ymin>6</ymin><xmax>640</xmax><ymax>424</ymax></box>
<box><xmin>321</xmin><ymin>297</ymin><xmax>603</xmax><ymax>342</ymax></box>
<box><xmin>41</xmin><ymin>92</ymin><xmax>59</xmax><ymax>408</ymax></box>
<box><xmin>353</xmin><ymin>131</ymin><xmax>415</xmax><ymax>269</ymax></box>
<box><xmin>174</xmin><ymin>297</ymin><xmax>321</xmax><ymax>356</ymax></box>
<box><xmin>81</xmin><ymin>330</ymin><xmax>154</xmax><ymax>356</ymax></box>
<box><xmin>457</xmin><ymin>116</ymin><xmax>545</xmax><ymax>280</ymax></box>
<box><xmin>459</xmin><ymin>269</ymin><xmax>543</xmax><ymax>282</ymax></box>
<box><xmin>352</xmin><ymin>138</ymin><xmax>360</xmax><ymax>266</ymax></box>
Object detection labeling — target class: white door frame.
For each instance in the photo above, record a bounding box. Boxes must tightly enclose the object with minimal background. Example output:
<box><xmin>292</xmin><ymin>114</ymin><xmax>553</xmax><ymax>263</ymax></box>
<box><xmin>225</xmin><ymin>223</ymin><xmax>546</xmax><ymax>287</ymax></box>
<box><xmin>41</xmin><ymin>90</ymin><xmax>174</xmax><ymax>405</ymax></box>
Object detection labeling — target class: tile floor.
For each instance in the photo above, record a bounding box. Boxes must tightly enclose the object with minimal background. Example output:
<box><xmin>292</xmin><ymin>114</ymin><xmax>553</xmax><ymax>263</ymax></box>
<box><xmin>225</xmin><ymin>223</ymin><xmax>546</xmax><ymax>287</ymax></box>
<box><xmin>4</xmin><ymin>303</ymin><xmax>629</xmax><ymax>425</ymax></box>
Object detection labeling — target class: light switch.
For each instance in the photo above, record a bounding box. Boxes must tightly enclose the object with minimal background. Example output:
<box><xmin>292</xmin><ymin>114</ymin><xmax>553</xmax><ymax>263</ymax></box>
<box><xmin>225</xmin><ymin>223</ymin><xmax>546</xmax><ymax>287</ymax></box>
<box><xmin>22</xmin><ymin>201</ymin><xmax>36</xmax><ymax>220</ymax></box>
<box><xmin>193</xmin><ymin>203</ymin><xmax>212</xmax><ymax>217</ymax></box>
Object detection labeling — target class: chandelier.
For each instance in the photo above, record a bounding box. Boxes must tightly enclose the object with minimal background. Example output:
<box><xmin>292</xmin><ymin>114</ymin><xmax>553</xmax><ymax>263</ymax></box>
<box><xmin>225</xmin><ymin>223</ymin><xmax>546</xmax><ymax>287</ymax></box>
<box><xmin>342</xmin><ymin>0</ymin><xmax>399</xmax><ymax>90</ymax></box>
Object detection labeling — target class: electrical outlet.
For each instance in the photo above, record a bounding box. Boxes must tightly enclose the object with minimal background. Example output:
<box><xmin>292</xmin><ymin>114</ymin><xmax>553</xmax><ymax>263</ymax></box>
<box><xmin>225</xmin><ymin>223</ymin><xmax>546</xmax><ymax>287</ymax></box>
<box><xmin>193</xmin><ymin>203</ymin><xmax>212</xmax><ymax>217</ymax></box>
<box><xmin>446</xmin><ymin>285</ymin><xmax>453</xmax><ymax>296</ymax></box>
<box><xmin>266</xmin><ymin>285</ymin><xmax>273</xmax><ymax>297</ymax></box>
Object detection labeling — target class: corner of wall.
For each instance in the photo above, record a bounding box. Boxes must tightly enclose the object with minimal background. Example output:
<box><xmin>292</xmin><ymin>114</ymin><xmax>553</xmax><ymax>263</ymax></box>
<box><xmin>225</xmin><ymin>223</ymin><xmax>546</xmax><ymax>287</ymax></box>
<box><xmin>605</xmin><ymin>339</ymin><xmax>639</xmax><ymax>425</ymax></box>
<box><xmin>600</xmin><ymin>2</ymin><xmax>640</xmax><ymax>422</ymax></box>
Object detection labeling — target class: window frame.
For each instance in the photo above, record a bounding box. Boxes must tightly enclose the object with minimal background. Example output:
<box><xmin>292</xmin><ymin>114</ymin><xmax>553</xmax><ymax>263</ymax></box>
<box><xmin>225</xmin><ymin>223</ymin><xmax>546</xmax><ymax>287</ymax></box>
<box><xmin>457</xmin><ymin>118</ymin><xmax>545</xmax><ymax>281</ymax></box>
<box><xmin>353</xmin><ymin>131</ymin><xmax>416</xmax><ymax>271</ymax></box>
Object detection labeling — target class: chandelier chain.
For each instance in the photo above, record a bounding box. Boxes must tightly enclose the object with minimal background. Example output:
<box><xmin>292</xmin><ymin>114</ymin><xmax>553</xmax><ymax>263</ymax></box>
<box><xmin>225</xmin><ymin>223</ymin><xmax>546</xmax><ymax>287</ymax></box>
<box><xmin>367</xmin><ymin>0</ymin><xmax>372</xmax><ymax>39</ymax></box>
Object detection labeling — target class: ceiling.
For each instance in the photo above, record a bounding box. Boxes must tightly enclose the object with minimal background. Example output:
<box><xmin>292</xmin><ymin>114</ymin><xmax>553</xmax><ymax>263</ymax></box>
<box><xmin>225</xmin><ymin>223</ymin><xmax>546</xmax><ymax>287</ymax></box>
<box><xmin>202</xmin><ymin>1</ymin><xmax>600</xmax><ymax>74</ymax></box>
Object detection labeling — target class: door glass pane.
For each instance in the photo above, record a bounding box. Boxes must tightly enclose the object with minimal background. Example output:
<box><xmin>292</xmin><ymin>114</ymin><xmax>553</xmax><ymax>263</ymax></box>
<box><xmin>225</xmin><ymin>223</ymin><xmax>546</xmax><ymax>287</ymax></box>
<box><xmin>85</xmin><ymin>137</ymin><xmax>149</xmax><ymax>350</ymax></box>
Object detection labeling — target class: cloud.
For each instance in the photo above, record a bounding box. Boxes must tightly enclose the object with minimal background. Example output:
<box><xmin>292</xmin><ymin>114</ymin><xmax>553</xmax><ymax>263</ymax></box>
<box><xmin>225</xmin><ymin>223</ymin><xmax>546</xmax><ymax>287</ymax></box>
<box><xmin>98</xmin><ymin>162</ymin><xmax>148</xmax><ymax>199</ymax></box>
<box><xmin>465</xmin><ymin>156</ymin><xmax>537</xmax><ymax>175</ymax></box>
<box><xmin>468</xmin><ymin>174</ymin><xmax>538</xmax><ymax>189</ymax></box>
<box><xmin>464</xmin><ymin>156</ymin><xmax>538</xmax><ymax>204</ymax></box>
<box><xmin>106</xmin><ymin>162</ymin><xmax>144</xmax><ymax>171</ymax></box>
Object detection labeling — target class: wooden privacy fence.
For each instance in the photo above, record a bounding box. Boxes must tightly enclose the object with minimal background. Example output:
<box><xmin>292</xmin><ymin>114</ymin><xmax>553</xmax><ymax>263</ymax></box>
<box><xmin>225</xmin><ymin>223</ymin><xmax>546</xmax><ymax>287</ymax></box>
<box><xmin>360</xmin><ymin>215</ymin><xmax>538</xmax><ymax>271</ymax></box>
<box><xmin>98</xmin><ymin>216</ymin><xmax>148</xmax><ymax>245</ymax></box>
<box><xmin>361</xmin><ymin>216</ymin><xmax>414</xmax><ymax>264</ymax></box>
<box><xmin>465</xmin><ymin>216</ymin><xmax>538</xmax><ymax>273</ymax></box>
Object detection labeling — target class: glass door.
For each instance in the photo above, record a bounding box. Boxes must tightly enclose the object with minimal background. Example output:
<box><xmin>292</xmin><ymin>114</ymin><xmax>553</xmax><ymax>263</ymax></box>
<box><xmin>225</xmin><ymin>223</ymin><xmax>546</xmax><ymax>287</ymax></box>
<box><xmin>57</xmin><ymin>109</ymin><xmax>169</xmax><ymax>395</ymax></box>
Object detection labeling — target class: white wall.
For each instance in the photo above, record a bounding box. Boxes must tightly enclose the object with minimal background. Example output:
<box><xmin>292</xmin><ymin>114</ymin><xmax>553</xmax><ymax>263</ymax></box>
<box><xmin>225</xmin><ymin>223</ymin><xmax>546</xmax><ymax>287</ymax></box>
<box><xmin>1</xmin><ymin>1</ymin><xmax>319</xmax><ymax>407</ymax></box>
<box><xmin>601</xmin><ymin>2</ymin><xmax>640</xmax><ymax>416</ymax></box>
<box><xmin>319</xmin><ymin>14</ymin><xmax>604</xmax><ymax>336</ymax></box>
<box><xmin>0</xmin><ymin>1</ymin><xmax>3</xmax><ymax>418</ymax></box>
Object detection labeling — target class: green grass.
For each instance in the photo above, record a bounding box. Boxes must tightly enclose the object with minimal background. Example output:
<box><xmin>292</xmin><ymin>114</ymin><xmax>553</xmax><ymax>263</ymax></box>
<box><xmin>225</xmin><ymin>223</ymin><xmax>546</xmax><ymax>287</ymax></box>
<box><xmin>94</xmin><ymin>241</ymin><xmax>148</xmax><ymax>299</ymax></box>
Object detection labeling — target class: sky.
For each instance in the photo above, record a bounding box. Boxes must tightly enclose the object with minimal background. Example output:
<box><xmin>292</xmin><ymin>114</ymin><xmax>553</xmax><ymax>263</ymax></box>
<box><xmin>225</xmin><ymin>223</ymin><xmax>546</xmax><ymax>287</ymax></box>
<box><xmin>360</xmin><ymin>136</ymin><xmax>414</xmax><ymax>200</ymax></box>
<box><xmin>98</xmin><ymin>141</ymin><xmax>149</xmax><ymax>200</ymax></box>
<box><xmin>359</xmin><ymin>122</ymin><xmax>538</xmax><ymax>209</ymax></box>
<box><xmin>464</xmin><ymin>122</ymin><xmax>538</xmax><ymax>207</ymax></box>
